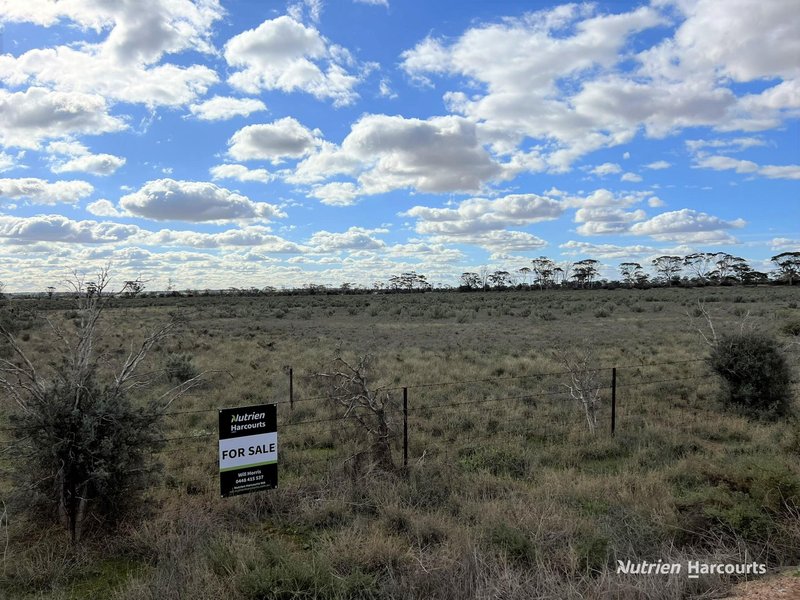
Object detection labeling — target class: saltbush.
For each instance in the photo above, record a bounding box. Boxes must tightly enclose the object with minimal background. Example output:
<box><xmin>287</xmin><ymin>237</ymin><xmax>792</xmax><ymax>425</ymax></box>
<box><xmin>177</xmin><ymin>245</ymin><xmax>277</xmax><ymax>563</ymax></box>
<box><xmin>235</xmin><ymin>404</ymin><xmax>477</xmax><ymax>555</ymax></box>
<box><xmin>709</xmin><ymin>332</ymin><xmax>793</xmax><ymax>418</ymax></box>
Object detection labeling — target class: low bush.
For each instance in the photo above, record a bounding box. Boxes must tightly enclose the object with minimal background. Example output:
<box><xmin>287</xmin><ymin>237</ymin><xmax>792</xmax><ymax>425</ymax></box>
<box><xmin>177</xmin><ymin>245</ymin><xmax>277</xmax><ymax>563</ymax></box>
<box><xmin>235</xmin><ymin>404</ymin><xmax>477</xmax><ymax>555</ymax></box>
<box><xmin>165</xmin><ymin>353</ymin><xmax>199</xmax><ymax>383</ymax></box>
<box><xmin>708</xmin><ymin>332</ymin><xmax>793</xmax><ymax>418</ymax></box>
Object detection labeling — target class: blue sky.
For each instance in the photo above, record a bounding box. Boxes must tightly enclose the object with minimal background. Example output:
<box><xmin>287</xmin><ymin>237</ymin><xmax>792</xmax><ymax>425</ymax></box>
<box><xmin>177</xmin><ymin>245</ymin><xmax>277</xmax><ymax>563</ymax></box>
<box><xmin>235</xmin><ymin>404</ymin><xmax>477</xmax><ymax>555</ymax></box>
<box><xmin>0</xmin><ymin>0</ymin><xmax>797</xmax><ymax>291</ymax></box>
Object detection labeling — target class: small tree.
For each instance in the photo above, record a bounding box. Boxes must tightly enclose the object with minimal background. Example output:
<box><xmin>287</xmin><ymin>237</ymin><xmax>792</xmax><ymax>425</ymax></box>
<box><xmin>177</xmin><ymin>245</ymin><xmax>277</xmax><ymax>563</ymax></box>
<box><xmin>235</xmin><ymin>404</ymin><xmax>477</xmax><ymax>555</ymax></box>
<box><xmin>709</xmin><ymin>334</ymin><xmax>793</xmax><ymax>418</ymax></box>
<box><xmin>0</xmin><ymin>269</ymin><xmax>202</xmax><ymax>544</ymax></box>
<box><xmin>317</xmin><ymin>354</ymin><xmax>397</xmax><ymax>472</ymax></box>
<box><xmin>691</xmin><ymin>302</ymin><xmax>793</xmax><ymax>418</ymax></box>
<box><xmin>556</xmin><ymin>347</ymin><xmax>602</xmax><ymax>433</ymax></box>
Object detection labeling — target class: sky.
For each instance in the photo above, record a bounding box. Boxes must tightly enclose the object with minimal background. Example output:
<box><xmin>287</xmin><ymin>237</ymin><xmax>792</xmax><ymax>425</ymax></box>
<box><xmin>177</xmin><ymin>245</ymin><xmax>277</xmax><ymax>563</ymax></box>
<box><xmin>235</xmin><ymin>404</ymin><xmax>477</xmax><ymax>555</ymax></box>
<box><xmin>0</xmin><ymin>0</ymin><xmax>798</xmax><ymax>292</ymax></box>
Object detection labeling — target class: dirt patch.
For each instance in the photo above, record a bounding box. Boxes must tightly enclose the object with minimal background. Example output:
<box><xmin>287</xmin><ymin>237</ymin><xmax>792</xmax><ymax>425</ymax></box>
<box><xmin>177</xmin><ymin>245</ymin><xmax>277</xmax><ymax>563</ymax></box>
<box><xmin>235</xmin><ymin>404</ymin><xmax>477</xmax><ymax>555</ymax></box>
<box><xmin>726</xmin><ymin>569</ymin><xmax>800</xmax><ymax>599</ymax></box>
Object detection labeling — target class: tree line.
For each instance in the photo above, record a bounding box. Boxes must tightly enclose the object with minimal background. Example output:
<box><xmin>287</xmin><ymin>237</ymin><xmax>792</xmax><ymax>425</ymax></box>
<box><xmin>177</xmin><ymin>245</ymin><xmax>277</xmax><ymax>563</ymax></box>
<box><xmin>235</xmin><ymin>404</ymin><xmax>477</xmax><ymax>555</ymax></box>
<box><xmin>453</xmin><ymin>252</ymin><xmax>799</xmax><ymax>291</ymax></box>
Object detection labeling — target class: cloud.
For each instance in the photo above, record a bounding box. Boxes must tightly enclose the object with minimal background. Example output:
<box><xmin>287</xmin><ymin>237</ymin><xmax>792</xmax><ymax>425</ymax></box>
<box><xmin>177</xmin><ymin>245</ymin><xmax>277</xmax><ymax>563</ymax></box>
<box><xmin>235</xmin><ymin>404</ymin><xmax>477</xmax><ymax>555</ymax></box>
<box><xmin>0</xmin><ymin>1</ymin><xmax>222</xmax><ymax>106</ymax></box>
<box><xmin>770</xmin><ymin>237</ymin><xmax>800</xmax><ymax>251</ymax></box>
<box><xmin>293</xmin><ymin>114</ymin><xmax>505</xmax><ymax>196</ymax></box>
<box><xmin>630</xmin><ymin>208</ymin><xmax>746</xmax><ymax>242</ymax></box>
<box><xmin>0</xmin><ymin>214</ymin><xmax>138</xmax><ymax>244</ymax></box>
<box><xmin>694</xmin><ymin>155</ymin><xmax>800</xmax><ymax>179</ymax></box>
<box><xmin>404</xmin><ymin>193</ymin><xmax>563</xmax><ymax>236</ymax></box>
<box><xmin>228</xmin><ymin>117</ymin><xmax>321</xmax><ymax>163</ymax></box>
<box><xmin>400</xmin><ymin>1</ymin><xmax>798</xmax><ymax>170</ymax></box>
<box><xmin>0</xmin><ymin>152</ymin><xmax>18</xmax><ymax>173</ymax></box>
<box><xmin>574</xmin><ymin>206</ymin><xmax>647</xmax><ymax>236</ymax></box>
<box><xmin>685</xmin><ymin>137</ymin><xmax>766</xmax><ymax>153</ymax></box>
<box><xmin>560</xmin><ymin>240</ymin><xmax>660</xmax><ymax>259</ymax></box>
<box><xmin>590</xmin><ymin>162</ymin><xmax>622</xmax><ymax>176</ymax></box>
<box><xmin>432</xmin><ymin>230</ymin><xmax>548</xmax><ymax>257</ymax></box>
<box><xmin>47</xmin><ymin>141</ymin><xmax>125</xmax><ymax>176</ymax></box>
<box><xmin>308</xmin><ymin>227</ymin><xmax>387</xmax><ymax>252</ymax></box>
<box><xmin>644</xmin><ymin>160</ymin><xmax>671</xmax><ymax>170</ymax></box>
<box><xmin>188</xmin><ymin>96</ymin><xmax>267</xmax><ymax>121</ymax></box>
<box><xmin>86</xmin><ymin>199</ymin><xmax>124</xmax><ymax>217</ymax></box>
<box><xmin>695</xmin><ymin>155</ymin><xmax>759</xmax><ymax>174</ymax></box>
<box><xmin>353</xmin><ymin>0</ymin><xmax>389</xmax><ymax>6</ymax></box>
<box><xmin>0</xmin><ymin>177</ymin><xmax>94</xmax><ymax>204</ymax></box>
<box><xmin>309</xmin><ymin>181</ymin><xmax>360</xmax><ymax>206</ymax></box>
<box><xmin>140</xmin><ymin>226</ymin><xmax>304</xmax><ymax>252</ymax></box>
<box><xmin>657</xmin><ymin>0</ymin><xmax>800</xmax><ymax>82</ymax></box>
<box><xmin>758</xmin><ymin>165</ymin><xmax>800</xmax><ymax>180</ymax></box>
<box><xmin>224</xmin><ymin>16</ymin><xmax>365</xmax><ymax>106</ymax></box>
<box><xmin>0</xmin><ymin>87</ymin><xmax>126</xmax><ymax>149</ymax></box>
<box><xmin>119</xmin><ymin>179</ymin><xmax>286</xmax><ymax>222</ymax></box>
<box><xmin>210</xmin><ymin>164</ymin><xmax>271</xmax><ymax>183</ymax></box>
<box><xmin>621</xmin><ymin>172</ymin><xmax>643</xmax><ymax>182</ymax></box>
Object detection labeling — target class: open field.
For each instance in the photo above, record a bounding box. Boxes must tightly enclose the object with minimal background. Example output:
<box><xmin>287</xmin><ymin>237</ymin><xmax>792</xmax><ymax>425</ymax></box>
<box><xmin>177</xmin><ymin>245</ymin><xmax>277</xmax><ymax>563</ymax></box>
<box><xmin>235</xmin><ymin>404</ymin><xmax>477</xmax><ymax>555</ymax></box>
<box><xmin>1</xmin><ymin>286</ymin><xmax>799</xmax><ymax>599</ymax></box>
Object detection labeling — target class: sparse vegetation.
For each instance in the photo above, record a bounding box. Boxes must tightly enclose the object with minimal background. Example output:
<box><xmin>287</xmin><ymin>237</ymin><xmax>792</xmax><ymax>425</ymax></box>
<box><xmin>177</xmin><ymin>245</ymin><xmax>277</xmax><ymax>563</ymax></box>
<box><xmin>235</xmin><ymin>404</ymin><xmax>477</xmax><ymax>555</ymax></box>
<box><xmin>0</xmin><ymin>285</ymin><xmax>797</xmax><ymax>599</ymax></box>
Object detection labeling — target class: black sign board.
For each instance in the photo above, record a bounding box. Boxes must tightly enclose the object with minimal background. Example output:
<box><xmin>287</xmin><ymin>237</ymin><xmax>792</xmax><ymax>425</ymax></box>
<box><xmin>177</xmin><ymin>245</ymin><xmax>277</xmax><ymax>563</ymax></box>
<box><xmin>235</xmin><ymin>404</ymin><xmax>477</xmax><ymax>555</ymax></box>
<box><xmin>218</xmin><ymin>403</ymin><xmax>277</xmax><ymax>497</ymax></box>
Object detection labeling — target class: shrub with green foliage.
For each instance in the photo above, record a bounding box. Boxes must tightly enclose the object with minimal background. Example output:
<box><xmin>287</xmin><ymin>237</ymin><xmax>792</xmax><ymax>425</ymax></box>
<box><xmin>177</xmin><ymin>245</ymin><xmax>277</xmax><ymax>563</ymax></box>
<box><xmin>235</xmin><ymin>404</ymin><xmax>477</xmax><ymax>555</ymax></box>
<box><xmin>0</xmin><ymin>270</ymin><xmax>190</xmax><ymax>544</ymax></box>
<box><xmin>709</xmin><ymin>332</ymin><xmax>793</xmax><ymax>418</ymax></box>
<box><xmin>165</xmin><ymin>352</ymin><xmax>199</xmax><ymax>383</ymax></box>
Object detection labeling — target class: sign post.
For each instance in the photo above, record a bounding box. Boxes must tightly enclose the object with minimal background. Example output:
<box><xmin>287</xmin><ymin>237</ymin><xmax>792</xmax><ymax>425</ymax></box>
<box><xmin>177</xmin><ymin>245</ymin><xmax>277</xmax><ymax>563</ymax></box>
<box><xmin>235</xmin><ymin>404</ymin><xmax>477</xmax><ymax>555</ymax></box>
<box><xmin>218</xmin><ymin>403</ymin><xmax>277</xmax><ymax>497</ymax></box>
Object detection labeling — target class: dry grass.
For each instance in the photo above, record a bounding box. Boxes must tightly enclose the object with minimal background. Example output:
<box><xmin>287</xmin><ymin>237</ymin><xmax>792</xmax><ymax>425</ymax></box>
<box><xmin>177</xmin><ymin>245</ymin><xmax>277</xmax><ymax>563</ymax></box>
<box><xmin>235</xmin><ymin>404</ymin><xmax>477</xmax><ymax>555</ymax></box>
<box><xmin>1</xmin><ymin>286</ymin><xmax>799</xmax><ymax>599</ymax></box>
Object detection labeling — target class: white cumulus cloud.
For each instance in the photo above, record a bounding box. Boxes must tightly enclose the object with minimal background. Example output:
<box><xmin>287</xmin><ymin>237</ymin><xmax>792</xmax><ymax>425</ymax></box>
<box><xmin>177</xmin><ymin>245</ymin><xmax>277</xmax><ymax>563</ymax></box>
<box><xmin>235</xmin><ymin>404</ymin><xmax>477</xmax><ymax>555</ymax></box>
<box><xmin>0</xmin><ymin>213</ymin><xmax>138</xmax><ymax>244</ymax></box>
<box><xmin>0</xmin><ymin>87</ymin><xmax>125</xmax><ymax>149</ymax></box>
<box><xmin>0</xmin><ymin>177</ymin><xmax>94</xmax><ymax>204</ymax></box>
<box><xmin>224</xmin><ymin>16</ymin><xmax>365</xmax><ymax>106</ymax></box>
<box><xmin>119</xmin><ymin>179</ymin><xmax>286</xmax><ymax>222</ymax></box>
<box><xmin>228</xmin><ymin>118</ymin><xmax>321</xmax><ymax>163</ymax></box>
<box><xmin>188</xmin><ymin>96</ymin><xmax>267</xmax><ymax>121</ymax></box>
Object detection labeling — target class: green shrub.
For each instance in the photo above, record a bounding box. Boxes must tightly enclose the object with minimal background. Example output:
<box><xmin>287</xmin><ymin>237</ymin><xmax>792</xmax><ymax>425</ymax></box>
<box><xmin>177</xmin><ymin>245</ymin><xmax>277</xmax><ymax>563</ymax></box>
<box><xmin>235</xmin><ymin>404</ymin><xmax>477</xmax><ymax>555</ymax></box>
<box><xmin>487</xmin><ymin>523</ymin><xmax>537</xmax><ymax>564</ymax></box>
<box><xmin>165</xmin><ymin>353</ymin><xmax>199</xmax><ymax>382</ymax></box>
<box><xmin>709</xmin><ymin>333</ymin><xmax>793</xmax><ymax>418</ymax></box>
<box><xmin>781</xmin><ymin>318</ymin><xmax>800</xmax><ymax>337</ymax></box>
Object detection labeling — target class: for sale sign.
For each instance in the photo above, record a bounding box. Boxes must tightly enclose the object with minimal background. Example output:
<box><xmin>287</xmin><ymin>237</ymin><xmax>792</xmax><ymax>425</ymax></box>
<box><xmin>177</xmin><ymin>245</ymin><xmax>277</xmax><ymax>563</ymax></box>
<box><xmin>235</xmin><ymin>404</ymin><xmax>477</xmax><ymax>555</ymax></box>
<box><xmin>218</xmin><ymin>403</ymin><xmax>277</xmax><ymax>497</ymax></box>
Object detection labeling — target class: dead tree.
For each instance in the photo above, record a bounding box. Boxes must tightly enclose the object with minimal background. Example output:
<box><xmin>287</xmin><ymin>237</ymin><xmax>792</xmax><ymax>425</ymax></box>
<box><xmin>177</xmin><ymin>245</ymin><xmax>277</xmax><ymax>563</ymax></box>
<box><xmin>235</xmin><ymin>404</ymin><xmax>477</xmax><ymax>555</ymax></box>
<box><xmin>556</xmin><ymin>348</ymin><xmax>602</xmax><ymax>433</ymax></box>
<box><xmin>317</xmin><ymin>355</ymin><xmax>397</xmax><ymax>472</ymax></box>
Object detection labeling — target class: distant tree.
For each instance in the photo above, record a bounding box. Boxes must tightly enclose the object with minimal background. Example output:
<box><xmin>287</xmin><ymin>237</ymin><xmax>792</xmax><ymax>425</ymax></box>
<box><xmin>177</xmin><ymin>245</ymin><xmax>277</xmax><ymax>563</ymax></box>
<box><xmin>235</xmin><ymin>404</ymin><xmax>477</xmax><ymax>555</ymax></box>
<box><xmin>121</xmin><ymin>277</ymin><xmax>147</xmax><ymax>297</ymax></box>
<box><xmin>571</xmin><ymin>259</ymin><xmax>599</xmax><ymax>288</ymax></box>
<box><xmin>710</xmin><ymin>253</ymin><xmax>748</xmax><ymax>283</ymax></box>
<box><xmin>459</xmin><ymin>272</ymin><xmax>480</xmax><ymax>290</ymax></box>
<box><xmin>771</xmin><ymin>252</ymin><xmax>800</xmax><ymax>285</ymax></box>
<box><xmin>684</xmin><ymin>252</ymin><xmax>720</xmax><ymax>283</ymax></box>
<box><xmin>619</xmin><ymin>262</ymin><xmax>644</xmax><ymax>287</ymax></box>
<box><xmin>488</xmin><ymin>270</ymin><xmax>512</xmax><ymax>289</ymax></box>
<box><xmin>517</xmin><ymin>266</ymin><xmax>531</xmax><ymax>287</ymax></box>
<box><xmin>389</xmin><ymin>272</ymin><xmax>429</xmax><ymax>291</ymax></box>
<box><xmin>531</xmin><ymin>257</ymin><xmax>556</xmax><ymax>289</ymax></box>
<box><xmin>553</xmin><ymin>265</ymin><xmax>567</xmax><ymax>286</ymax></box>
<box><xmin>652</xmin><ymin>256</ymin><xmax>683</xmax><ymax>285</ymax></box>
<box><xmin>46</xmin><ymin>286</ymin><xmax>56</xmax><ymax>300</ymax></box>
<box><xmin>0</xmin><ymin>281</ymin><xmax>5</xmax><ymax>301</ymax></box>
<box><xmin>478</xmin><ymin>265</ymin><xmax>490</xmax><ymax>291</ymax></box>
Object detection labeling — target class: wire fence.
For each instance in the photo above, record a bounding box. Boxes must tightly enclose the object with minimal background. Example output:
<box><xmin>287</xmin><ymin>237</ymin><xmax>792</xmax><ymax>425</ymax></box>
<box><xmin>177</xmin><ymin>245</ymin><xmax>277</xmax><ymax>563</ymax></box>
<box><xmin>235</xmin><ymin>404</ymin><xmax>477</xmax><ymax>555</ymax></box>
<box><xmin>1</xmin><ymin>357</ymin><xmax>798</xmax><ymax>495</ymax></box>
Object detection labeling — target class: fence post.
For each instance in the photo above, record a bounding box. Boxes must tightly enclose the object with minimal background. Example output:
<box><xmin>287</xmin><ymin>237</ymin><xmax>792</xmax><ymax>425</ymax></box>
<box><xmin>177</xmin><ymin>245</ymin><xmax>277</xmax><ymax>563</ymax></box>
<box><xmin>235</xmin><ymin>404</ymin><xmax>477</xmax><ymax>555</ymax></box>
<box><xmin>289</xmin><ymin>367</ymin><xmax>294</xmax><ymax>411</ymax></box>
<box><xmin>403</xmin><ymin>387</ymin><xmax>408</xmax><ymax>469</ymax></box>
<box><xmin>611</xmin><ymin>367</ymin><xmax>616</xmax><ymax>436</ymax></box>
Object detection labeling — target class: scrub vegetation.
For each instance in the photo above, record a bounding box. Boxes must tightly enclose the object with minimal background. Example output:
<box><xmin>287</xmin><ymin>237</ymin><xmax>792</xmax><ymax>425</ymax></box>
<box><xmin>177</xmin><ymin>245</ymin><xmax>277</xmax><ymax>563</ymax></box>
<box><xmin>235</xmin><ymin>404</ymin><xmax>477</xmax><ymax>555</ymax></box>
<box><xmin>1</xmin><ymin>285</ymin><xmax>799</xmax><ymax>599</ymax></box>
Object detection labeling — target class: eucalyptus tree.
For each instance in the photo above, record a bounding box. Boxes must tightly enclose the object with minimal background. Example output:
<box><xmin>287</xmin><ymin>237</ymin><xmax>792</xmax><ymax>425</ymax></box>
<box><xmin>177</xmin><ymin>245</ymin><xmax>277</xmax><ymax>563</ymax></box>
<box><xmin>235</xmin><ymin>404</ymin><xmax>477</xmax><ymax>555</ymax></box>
<box><xmin>771</xmin><ymin>252</ymin><xmax>800</xmax><ymax>285</ymax></box>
